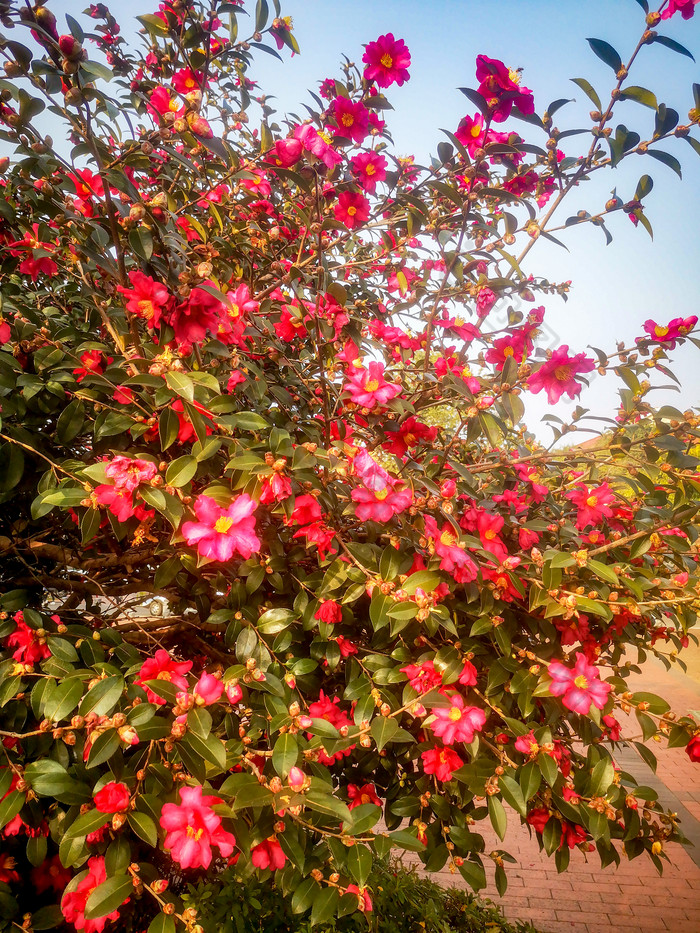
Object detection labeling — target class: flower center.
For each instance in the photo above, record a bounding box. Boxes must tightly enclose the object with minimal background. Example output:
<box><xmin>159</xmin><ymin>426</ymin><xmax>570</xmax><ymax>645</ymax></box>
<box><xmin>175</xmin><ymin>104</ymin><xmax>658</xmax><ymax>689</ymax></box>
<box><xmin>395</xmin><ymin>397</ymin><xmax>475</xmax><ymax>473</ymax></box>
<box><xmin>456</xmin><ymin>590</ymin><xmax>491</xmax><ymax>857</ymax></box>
<box><xmin>341</xmin><ymin>113</ymin><xmax>355</xmax><ymax>127</ymax></box>
<box><xmin>361</xmin><ymin>793</ymin><xmax>371</xmax><ymax>804</ymax></box>
<box><xmin>364</xmin><ymin>379</ymin><xmax>379</xmax><ymax>392</ymax></box>
<box><xmin>380</xmin><ymin>52</ymin><xmax>393</xmax><ymax>68</ymax></box>
<box><xmin>186</xmin><ymin>826</ymin><xmax>204</xmax><ymax>840</ymax></box>
<box><xmin>440</xmin><ymin>531</ymin><xmax>456</xmax><ymax>547</ymax></box>
<box><xmin>554</xmin><ymin>364</ymin><xmax>572</xmax><ymax>382</ymax></box>
<box><xmin>484</xmin><ymin>529</ymin><xmax>496</xmax><ymax>540</ymax></box>
<box><xmin>365</xmin><ymin>164</ymin><xmax>376</xmax><ymax>175</ymax></box>
<box><xmin>448</xmin><ymin>707</ymin><xmax>462</xmax><ymax>722</ymax></box>
<box><xmin>654</xmin><ymin>325</ymin><xmax>669</xmax><ymax>337</ymax></box>
<box><xmin>347</xmin><ymin>205</ymin><xmax>357</xmax><ymax>216</ymax></box>
<box><xmin>508</xmin><ymin>67</ymin><xmax>521</xmax><ymax>85</ymax></box>
<box><xmin>503</xmin><ymin>345</ymin><xmax>514</xmax><ymax>357</ymax></box>
<box><xmin>374</xmin><ymin>487</ymin><xmax>389</xmax><ymax>500</ymax></box>
<box><xmin>586</xmin><ymin>495</ymin><xmax>598</xmax><ymax>507</ymax></box>
<box><xmin>214</xmin><ymin>516</ymin><xmax>234</xmax><ymax>533</ymax></box>
<box><xmin>137</xmin><ymin>300</ymin><xmax>155</xmax><ymax>319</ymax></box>
<box><xmin>573</xmin><ymin>675</ymin><xmax>588</xmax><ymax>689</ymax></box>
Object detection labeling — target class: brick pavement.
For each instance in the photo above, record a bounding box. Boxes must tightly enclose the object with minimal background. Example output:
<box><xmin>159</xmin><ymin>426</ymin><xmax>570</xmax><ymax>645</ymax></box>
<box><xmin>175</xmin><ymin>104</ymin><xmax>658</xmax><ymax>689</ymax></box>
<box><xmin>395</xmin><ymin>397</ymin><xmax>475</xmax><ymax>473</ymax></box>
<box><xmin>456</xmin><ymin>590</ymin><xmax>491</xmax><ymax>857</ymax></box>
<box><xmin>405</xmin><ymin>645</ymin><xmax>700</xmax><ymax>932</ymax></box>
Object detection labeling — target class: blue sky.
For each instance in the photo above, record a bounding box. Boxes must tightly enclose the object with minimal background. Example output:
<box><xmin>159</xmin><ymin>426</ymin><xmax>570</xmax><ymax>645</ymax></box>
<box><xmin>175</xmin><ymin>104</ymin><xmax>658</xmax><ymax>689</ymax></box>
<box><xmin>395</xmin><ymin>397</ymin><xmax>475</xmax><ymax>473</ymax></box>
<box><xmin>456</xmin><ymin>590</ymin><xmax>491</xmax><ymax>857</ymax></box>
<box><xmin>51</xmin><ymin>1</ymin><xmax>700</xmax><ymax>435</ymax></box>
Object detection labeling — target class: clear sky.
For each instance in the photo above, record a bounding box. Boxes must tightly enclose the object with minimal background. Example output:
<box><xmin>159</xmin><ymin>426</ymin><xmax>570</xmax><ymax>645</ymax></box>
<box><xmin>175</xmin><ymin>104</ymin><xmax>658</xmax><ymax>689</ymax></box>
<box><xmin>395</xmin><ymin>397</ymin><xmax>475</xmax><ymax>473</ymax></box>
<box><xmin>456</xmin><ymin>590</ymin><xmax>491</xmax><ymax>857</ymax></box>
<box><xmin>47</xmin><ymin>1</ymin><xmax>700</xmax><ymax>437</ymax></box>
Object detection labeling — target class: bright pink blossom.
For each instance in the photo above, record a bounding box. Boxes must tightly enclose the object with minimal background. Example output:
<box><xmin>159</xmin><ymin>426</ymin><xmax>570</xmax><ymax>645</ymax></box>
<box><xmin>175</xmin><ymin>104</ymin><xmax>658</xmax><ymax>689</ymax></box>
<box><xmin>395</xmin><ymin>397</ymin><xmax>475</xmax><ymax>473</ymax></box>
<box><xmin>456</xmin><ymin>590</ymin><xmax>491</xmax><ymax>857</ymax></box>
<box><xmin>117</xmin><ymin>271</ymin><xmax>170</xmax><ymax>328</ymax></box>
<box><xmin>194</xmin><ymin>672</ymin><xmax>224</xmax><ymax>705</ymax></box>
<box><xmin>362</xmin><ymin>34</ymin><xmax>411</xmax><ymax>87</ymax></box>
<box><xmin>429</xmin><ymin>694</ymin><xmax>486</xmax><ymax>745</ymax></box>
<box><xmin>62</xmin><ymin>856</ymin><xmax>127</xmax><ymax>933</ymax></box>
<box><xmin>642</xmin><ymin>315</ymin><xmax>697</xmax><ymax>349</ymax></box>
<box><xmin>182</xmin><ymin>494</ymin><xmax>260</xmax><ymax>562</ymax></box>
<box><xmin>351</xmin><ymin>150</ymin><xmax>388</xmax><ymax>192</ymax></box>
<box><xmin>251</xmin><ymin>837</ymin><xmax>287</xmax><ymax>870</ymax></box>
<box><xmin>5</xmin><ymin>612</ymin><xmax>51</xmax><ymax>666</ymax></box>
<box><xmin>331</xmin><ymin>97</ymin><xmax>369</xmax><ymax>144</ymax></box>
<box><xmin>160</xmin><ymin>785</ymin><xmax>236</xmax><ymax>869</ymax></box>
<box><xmin>135</xmin><ymin>649</ymin><xmax>192</xmax><ymax>705</ymax></box>
<box><xmin>566</xmin><ymin>482</ymin><xmax>615</xmax><ymax>530</ymax></box>
<box><xmin>401</xmin><ymin>660</ymin><xmax>443</xmax><ymax>693</ymax></box>
<box><xmin>334</xmin><ymin>191</ymin><xmax>370</xmax><ymax>229</ymax></box>
<box><xmin>347</xmin><ymin>783</ymin><xmax>381</xmax><ymax>808</ymax></box>
<box><xmin>351</xmin><ymin>483</ymin><xmax>412</xmax><ymax>522</ymax></box>
<box><xmin>344</xmin><ymin>362</ymin><xmax>401</xmax><ymax>408</ymax></box>
<box><xmin>661</xmin><ymin>0</ymin><xmax>699</xmax><ymax>19</ymax></box>
<box><xmin>475</xmin><ymin>55</ymin><xmax>534</xmax><ymax>122</ymax></box>
<box><xmin>547</xmin><ymin>652</ymin><xmax>612</xmax><ymax>715</ymax></box>
<box><xmin>528</xmin><ymin>345</ymin><xmax>595</xmax><ymax>405</ymax></box>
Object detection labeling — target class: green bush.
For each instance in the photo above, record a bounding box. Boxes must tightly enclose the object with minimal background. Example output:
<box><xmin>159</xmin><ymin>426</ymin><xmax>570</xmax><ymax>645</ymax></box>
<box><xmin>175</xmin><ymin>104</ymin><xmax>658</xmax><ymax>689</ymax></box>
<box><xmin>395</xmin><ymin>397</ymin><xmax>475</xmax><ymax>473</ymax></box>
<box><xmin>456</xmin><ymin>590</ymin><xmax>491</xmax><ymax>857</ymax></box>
<box><xmin>184</xmin><ymin>860</ymin><xmax>541</xmax><ymax>933</ymax></box>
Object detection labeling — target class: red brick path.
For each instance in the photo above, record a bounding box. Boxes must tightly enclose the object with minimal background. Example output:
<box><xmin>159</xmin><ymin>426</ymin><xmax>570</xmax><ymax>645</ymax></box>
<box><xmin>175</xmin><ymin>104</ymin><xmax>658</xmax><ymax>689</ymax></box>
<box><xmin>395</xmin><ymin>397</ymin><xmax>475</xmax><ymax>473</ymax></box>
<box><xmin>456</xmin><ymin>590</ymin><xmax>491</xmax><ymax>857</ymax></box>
<box><xmin>407</xmin><ymin>647</ymin><xmax>700</xmax><ymax>932</ymax></box>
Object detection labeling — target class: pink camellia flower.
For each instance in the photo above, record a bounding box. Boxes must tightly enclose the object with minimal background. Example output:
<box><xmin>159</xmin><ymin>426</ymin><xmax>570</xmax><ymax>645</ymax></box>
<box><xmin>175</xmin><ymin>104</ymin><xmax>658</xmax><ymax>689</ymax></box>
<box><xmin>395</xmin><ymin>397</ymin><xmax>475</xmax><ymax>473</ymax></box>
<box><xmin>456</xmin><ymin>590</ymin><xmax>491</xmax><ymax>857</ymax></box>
<box><xmin>547</xmin><ymin>652</ymin><xmax>612</xmax><ymax>715</ymax></box>
<box><xmin>661</xmin><ymin>0</ymin><xmax>699</xmax><ymax>19</ymax></box>
<box><xmin>251</xmin><ymin>837</ymin><xmax>287</xmax><ymax>870</ymax></box>
<box><xmin>421</xmin><ymin>746</ymin><xmax>464</xmax><ymax>782</ymax></box>
<box><xmin>334</xmin><ymin>191</ymin><xmax>370</xmax><ymax>229</ymax></box>
<box><xmin>686</xmin><ymin>735</ymin><xmax>700</xmax><ymax>762</ymax></box>
<box><xmin>293</xmin><ymin>124</ymin><xmax>343</xmax><ymax>170</ymax></box>
<box><xmin>423</xmin><ymin>516</ymin><xmax>478</xmax><ymax>584</ymax></box>
<box><xmin>566</xmin><ymin>482</ymin><xmax>615</xmax><ymax>530</ymax></box>
<box><xmin>362</xmin><ymin>34</ymin><xmax>411</xmax><ymax>87</ymax></box>
<box><xmin>346</xmin><ymin>885</ymin><xmax>373</xmax><ymax>913</ymax></box>
<box><xmin>315</xmin><ymin>600</ymin><xmax>343</xmax><ymax>625</ymax></box>
<box><xmin>514</xmin><ymin>731</ymin><xmax>539</xmax><ymax>757</ymax></box>
<box><xmin>331</xmin><ymin>97</ymin><xmax>369</xmax><ymax>144</ymax></box>
<box><xmin>271</xmin><ymin>137</ymin><xmax>303</xmax><ymax>167</ymax></box>
<box><xmin>475</xmin><ymin>55</ymin><xmax>534</xmax><ymax>122</ymax></box>
<box><xmin>172</xmin><ymin>66</ymin><xmax>205</xmax><ymax>93</ymax></box>
<box><xmin>259</xmin><ymin>472</ymin><xmax>293</xmax><ymax>504</ymax></box>
<box><xmin>429</xmin><ymin>694</ymin><xmax>486</xmax><ymax>745</ymax></box>
<box><xmin>344</xmin><ymin>361</ymin><xmax>401</xmax><ymax>408</ymax></box>
<box><xmin>347</xmin><ymin>782</ymin><xmax>381</xmax><ymax>809</ymax></box>
<box><xmin>194</xmin><ymin>671</ymin><xmax>224</xmax><ymax>705</ymax></box>
<box><xmin>382</xmin><ymin>416</ymin><xmax>437</xmax><ymax>457</ymax></box>
<box><xmin>642</xmin><ymin>315</ymin><xmax>697</xmax><ymax>349</ymax></box>
<box><xmin>455</xmin><ymin>113</ymin><xmax>485</xmax><ymax>156</ymax></box>
<box><xmin>62</xmin><ymin>856</ymin><xmax>128</xmax><ymax>933</ymax></box>
<box><xmin>351</xmin><ymin>483</ymin><xmax>412</xmax><ymax>522</ymax></box>
<box><xmin>288</xmin><ymin>767</ymin><xmax>306</xmax><ymax>790</ymax></box>
<box><xmin>135</xmin><ymin>649</ymin><xmax>192</xmax><ymax>705</ymax></box>
<box><xmin>182</xmin><ymin>494</ymin><xmax>260</xmax><ymax>561</ymax></box>
<box><xmin>160</xmin><ymin>785</ymin><xmax>236</xmax><ymax>870</ymax></box>
<box><xmin>351</xmin><ymin>151</ymin><xmax>388</xmax><ymax>193</ymax></box>
<box><xmin>0</xmin><ymin>320</ymin><xmax>10</xmax><ymax>344</ymax></box>
<box><xmin>528</xmin><ymin>345</ymin><xmax>595</xmax><ymax>405</ymax></box>
<box><xmin>105</xmin><ymin>456</ymin><xmax>157</xmax><ymax>492</ymax></box>
<box><xmin>94</xmin><ymin>484</ymin><xmax>136</xmax><ymax>522</ymax></box>
<box><xmin>93</xmin><ymin>781</ymin><xmax>130</xmax><ymax>814</ymax></box>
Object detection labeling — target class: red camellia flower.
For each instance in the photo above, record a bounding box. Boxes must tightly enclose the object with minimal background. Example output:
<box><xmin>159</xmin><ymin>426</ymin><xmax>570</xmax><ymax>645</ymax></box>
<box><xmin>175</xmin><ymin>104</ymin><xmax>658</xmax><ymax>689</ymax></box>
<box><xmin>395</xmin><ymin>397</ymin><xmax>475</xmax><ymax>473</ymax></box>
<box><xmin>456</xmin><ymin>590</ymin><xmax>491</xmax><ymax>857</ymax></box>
<box><xmin>251</xmin><ymin>837</ymin><xmax>287</xmax><ymax>870</ymax></box>
<box><xmin>135</xmin><ymin>648</ymin><xmax>192</xmax><ymax>705</ymax></box>
<box><xmin>31</xmin><ymin>854</ymin><xmax>72</xmax><ymax>895</ymax></box>
<box><xmin>334</xmin><ymin>190</ymin><xmax>370</xmax><ymax>229</ymax></box>
<box><xmin>182</xmin><ymin>494</ymin><xmax>260</xmax><ymax>562</ymax></box>
<box><xmin>5</xmin><ymin>611</ymin><xmax>50</xmax><ymax>666</ymax></box>
<box><xmin>346</xmin><ymin>884</ymin><xmax>373</xmax><ymax>912</ymax></box>
<box><xmin>362</xmin><ymin>34</ymin><xmax>411</xmax><ymax>88</ymax></box>
<box><xmin>401</xmin><ymin>660</ymin><xmax>443</xmax><ymax>694</ymax></box>
<box><xmin>421</xmin><ymin>746</ymin><xmax>464</xmax><ymax>781</ymax></box>
<box><xmin>528</xmin><ymin>345</ymin><xmax>595</xmax><ymax>405</ymax></box>
<box><xmin>160</xmin><ymin>785</ymin><xmax>236</xmax><ymax>869</ymax></box>
<box><xmin>547</xmin><ymin>653</ymin><xmax>612</xmax><ymax>715</ymax></box>
<box><xmin>642</xmin><ymin>315</ymin><xmax>697</xmax><ymax>349</ymax></box>
<box><xmin>93</xmin><ymin>781</ymin><xmax>130</xmax><ymax>814</ymax></box>
<box><xmin>686</xmin><ymin>735</ymin><xmax>700</xmax><ymax>762</ymax></box>
<box><xmin>314</xmin><ymin>600</ymin><xmax>342</xmax><ymax>625</ymax></box>
<box><xmin>347</xmin><ymin>782</ymin><xmax>382</xmax><ymax>808</ymax></box>
<box><xmin>62</xmin><ymin>855</ymin><xmax>128</xmax><ymax>933</ymax></box>
<box><xmin>475</xmin><ymin>54</ymin><xmax>534</xmax><ymax>122</ymax></box>
<box><xmin>526</xmin><ymin>807</ymin><xmax>551</xmax><ymax>834</ymax></box>
<box><xmin>117</xmin><ymin>271</ymin><xmax>170</xmax><ymax>328</ymax></box>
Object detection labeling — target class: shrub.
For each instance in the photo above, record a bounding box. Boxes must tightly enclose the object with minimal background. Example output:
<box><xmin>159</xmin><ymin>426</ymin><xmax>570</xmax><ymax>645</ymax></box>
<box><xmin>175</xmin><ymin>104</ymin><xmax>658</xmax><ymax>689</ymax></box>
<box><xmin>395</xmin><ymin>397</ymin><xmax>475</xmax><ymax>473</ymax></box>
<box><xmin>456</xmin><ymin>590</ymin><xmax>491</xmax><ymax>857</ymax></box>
<box><xmin>0</xmin><ymin>1</ymin><xmax>699</xmax><ymax>931</ymax></box>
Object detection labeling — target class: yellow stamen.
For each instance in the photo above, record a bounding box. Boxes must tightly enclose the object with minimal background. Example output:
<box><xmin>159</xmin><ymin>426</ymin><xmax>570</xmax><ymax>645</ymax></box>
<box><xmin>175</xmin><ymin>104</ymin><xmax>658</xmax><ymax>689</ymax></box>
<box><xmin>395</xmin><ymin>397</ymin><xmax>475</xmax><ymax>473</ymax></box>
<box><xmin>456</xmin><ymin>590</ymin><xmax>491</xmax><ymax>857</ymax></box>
<box><xmin>574</xmin><ymin>675</ymin><xmax>588</xmax><ymax>689</ymax></box>
<box><xmin>214</xmin><ymin>516</ymin><xmax>234</xmax><ymax>534</ymax></box>
<box><xmin>380</xmin><ymin>53</ymin><xmax>393</xmax><ymax>68</ymax></box>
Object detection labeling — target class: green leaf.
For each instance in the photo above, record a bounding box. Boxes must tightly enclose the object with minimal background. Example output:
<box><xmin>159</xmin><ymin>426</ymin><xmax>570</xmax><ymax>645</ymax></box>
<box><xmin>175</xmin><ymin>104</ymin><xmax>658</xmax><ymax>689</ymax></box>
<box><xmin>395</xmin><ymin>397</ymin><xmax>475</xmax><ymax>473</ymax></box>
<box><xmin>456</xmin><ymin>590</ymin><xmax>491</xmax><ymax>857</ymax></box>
<box><xmin>165</xmin><ymin>455</ymin><xmax>198</xmax><ymax>487</ymax></box>
<box><xmin>148</xmin><ymin>916</ymin><xmax>176</xmax><ymax>933</ymax></box>
<box><xmin>619</xmin><ymin>86</ymin><xmax>657</xmax><ymax>110</ymax></box>
<box><xmin>272</xmin><ymin>733</ymin><xmax>298</xmax><ymax>777</ymax></box>
<box><xmin>128</xmin><ymin>811</ymin><xmax>158</xmax><ymax>847</ymax></box>
<box><xmin>0</xmin><ymin>443</ymin><xmax>24</xmax><ymax>491</ymax></box>
<box><xmin>80</xmin><ymin>60</ymin><xmax>113</xmax><ymax>82</ymax></box>
<box><xmin>588</xmin><ymin>756</ymin><xmax>614</xmax><ymax>796</ymax></box>
<box><xmin>347</xmin><ymin>843</ymin><xmax>372</xmax><ymax>885</ymax></box>
<box><xmin>230</xmin><ymin>411</ymin><xmax>269</xmax><ymax>431</ymax></box>
<box><xmin>571</xmin><ymin>77</ymin><xmax>602</xmax><ymax>111</ymax></box>
<box><xmin>85</xmin><ymin>875</ymin><xmax>133</xmax><ymax>920</ymax></box>
<box><xmin>79</xmin><ymin>675</ymin><xmax>124</xmax><ymax>717</ymax></box>
<box><xmin>0</xmin><ymin>791</ymin><xmax>24</xmax><ymax>831</ymax></box>
<box><xmin>310</xmin><ymin>886</ymin><xmax>339</xmax><ymax>926</ymax></box>
<box><xmin>588</xmin><ymin>559</ymin><xmax>619</xmax><ymax>586</ymax></box>
<box><xmin>650</xmin><ymin>35</ymin><xmax>695</xmax><ymax>62</ymax></box>
<box><xmin>457</xmin><ymin>858</ymin><xmax>486</xmax><ymax>892</ymax></box>
<box><xmin>65</xmin><ymin>809</ymin><xmax>111</xmax><ymax>840</ymax></box>
<box><xmin>305</xmin><ymin>791</ymin><xmax>352</xmax><ymax>824</ymax></box>
<box><xmin>165</xmin><ymin>371</ymin><xmax>195</xmax><ymax>403</ymax></box>
<box><xmin>56</xmin><ymin>399</ymin><xmax>85</xmax><ymax>444</ymax></box>
<box><xmin>488</xmin><ymin>794</ymin><xmax>507</xmax><ymax>841</ymax></box>
<box><xmin>634</xmin><ymin>174</ymin><xmax>653</xmax><ymax>201</ymax></box>
<box><xmin>129</xmin><ymin>227</ymin><xmax>153</xmax><ymax>261</ymax></box>
<box><xmin>88</xmin><ymin>729</ymin><xmax>121</xmax><ymax>768</ymax></box>
<box><xmin>587</xmin><ymin>38</ymin><xmax>622</xmax><ymax>73</ymax></box>
<box><xmin>44</xmin><ymin>677</ymin><xmax>84</xmax><ymax>722</ymax></box>
<box><xmin>371</xmin><ymin>716</ymin><xmax>398</xmax><ymax>751</ymax></box>
<box><xmin>645</xmin><ymin>149</ymin><xmax>682</xmax><ymax>179</ymax></box>
<box><xmin>159</xmin><ymin>408</ymin><xmax>180</xmax><ymax>450</ymax></box>
<box><xmin>498</xmin><ymin>775</ymin><xmax>527</xmax><ymax>817</ymax></box>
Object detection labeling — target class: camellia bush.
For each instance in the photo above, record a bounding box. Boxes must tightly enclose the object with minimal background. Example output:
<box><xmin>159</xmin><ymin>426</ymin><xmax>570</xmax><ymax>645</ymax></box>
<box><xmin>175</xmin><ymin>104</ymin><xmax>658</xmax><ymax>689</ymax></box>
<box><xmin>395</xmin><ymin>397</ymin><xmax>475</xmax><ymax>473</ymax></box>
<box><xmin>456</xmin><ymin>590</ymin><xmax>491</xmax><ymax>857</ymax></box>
<box><xmin>1</xmin><ymin>0</ymin><xmax>700</xmax><ymax>930</ymax></box>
